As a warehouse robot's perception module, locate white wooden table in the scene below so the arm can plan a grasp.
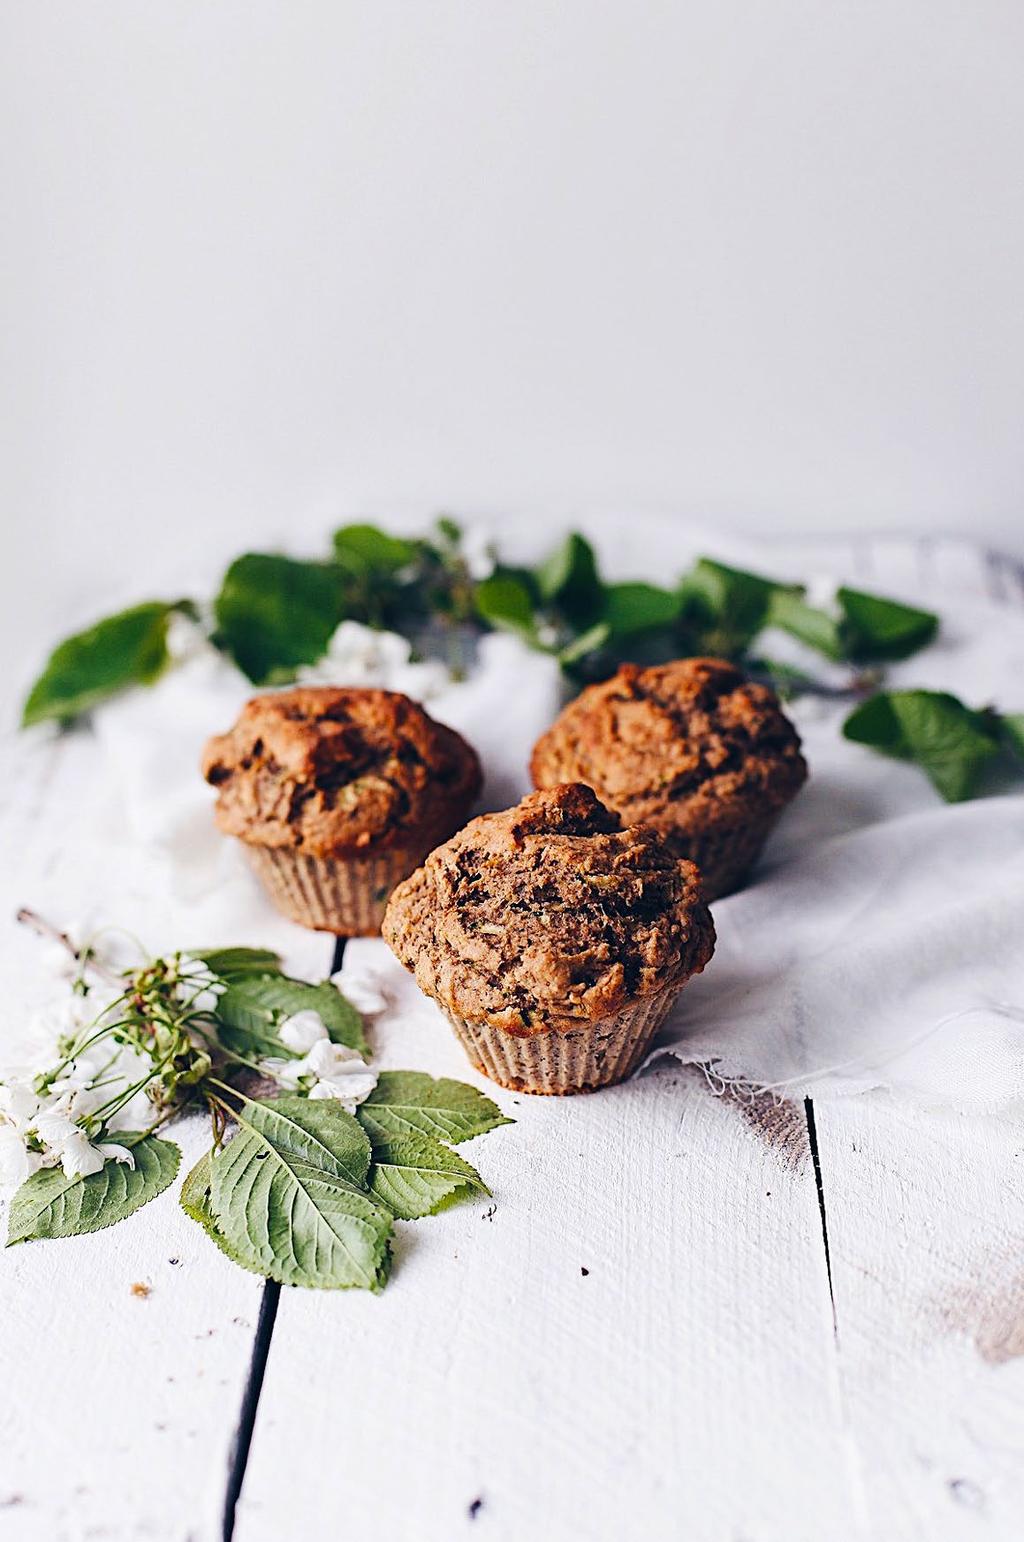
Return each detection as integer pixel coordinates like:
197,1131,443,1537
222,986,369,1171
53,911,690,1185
2,532,1023,1542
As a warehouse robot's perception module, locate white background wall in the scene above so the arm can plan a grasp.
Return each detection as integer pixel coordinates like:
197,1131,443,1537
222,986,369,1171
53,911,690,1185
3,1,1023,677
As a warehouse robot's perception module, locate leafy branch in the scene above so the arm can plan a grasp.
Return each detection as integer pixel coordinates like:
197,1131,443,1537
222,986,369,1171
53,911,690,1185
21,519,938,725
2,917,511,1290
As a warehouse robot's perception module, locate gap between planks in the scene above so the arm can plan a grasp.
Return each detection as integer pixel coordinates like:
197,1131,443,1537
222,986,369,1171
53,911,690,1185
220,934,348,1541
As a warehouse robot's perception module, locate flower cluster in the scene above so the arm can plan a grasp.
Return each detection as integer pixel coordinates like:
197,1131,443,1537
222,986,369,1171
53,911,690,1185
262,1011,378,1110
0,924,390,1195
0,987,152,1184
297,620,453,701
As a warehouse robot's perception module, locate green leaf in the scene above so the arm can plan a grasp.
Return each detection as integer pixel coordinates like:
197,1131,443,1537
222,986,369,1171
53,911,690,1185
358,1071,511,1144
332,523,419,576
213,553,345,683
679,558,790,656
1001,713,1024,762
6,1135,181,1245
179,1150,254,1268
186,946,283,979
363,1130,487,1220
837,588,938,662
215,974,368,1059
536,533,604,625
842,689,1002,802
208,1095,392,1291
21,601,190,727
768,590,843,660
602,582,682,637
474,573,540,641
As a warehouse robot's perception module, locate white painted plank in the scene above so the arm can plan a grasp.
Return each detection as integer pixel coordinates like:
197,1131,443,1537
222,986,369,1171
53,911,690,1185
236,943,855,1542
804,535,1024,1540
815,1096,1024,1540
0,728,333,1541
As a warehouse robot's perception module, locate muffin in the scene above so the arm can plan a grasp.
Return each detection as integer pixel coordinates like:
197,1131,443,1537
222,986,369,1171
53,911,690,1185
202,686,482,935
382,783,715,1094
530,658,807,901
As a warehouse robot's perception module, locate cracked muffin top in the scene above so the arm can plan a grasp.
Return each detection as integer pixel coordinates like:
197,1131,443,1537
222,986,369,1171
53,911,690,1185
382,783,715,1035
529,658,807,851
202,686,482,857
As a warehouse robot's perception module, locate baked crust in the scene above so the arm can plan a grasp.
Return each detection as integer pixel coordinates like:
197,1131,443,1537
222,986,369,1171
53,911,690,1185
202,686,481,858
529,658,807,867
382,783,715,1035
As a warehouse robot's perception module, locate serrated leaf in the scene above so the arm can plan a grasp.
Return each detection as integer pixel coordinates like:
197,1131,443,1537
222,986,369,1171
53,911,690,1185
6,1134,181,1245
536,532,604,625
359,1071,511,1144
213,552,345,683
22,601,191,727
179,1150,254,1269
208,1095,392,1291
363,1131,487,1220
837,587,938,662
186,946,283,979
843,689,1001,802
215,974,368,1058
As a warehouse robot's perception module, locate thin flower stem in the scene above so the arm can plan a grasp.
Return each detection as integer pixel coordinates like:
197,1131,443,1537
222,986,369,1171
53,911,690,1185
16,908,123,987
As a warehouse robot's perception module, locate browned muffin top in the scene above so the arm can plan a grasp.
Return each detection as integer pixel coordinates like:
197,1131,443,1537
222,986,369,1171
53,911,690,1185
382,783,715,1035
530,658,807,845
202,686,481,857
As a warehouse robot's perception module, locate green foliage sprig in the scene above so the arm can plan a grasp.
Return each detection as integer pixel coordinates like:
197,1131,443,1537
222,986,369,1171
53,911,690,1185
2,915,510,1291
842,691,1024,802
20,516,1024,801
22,519,939,720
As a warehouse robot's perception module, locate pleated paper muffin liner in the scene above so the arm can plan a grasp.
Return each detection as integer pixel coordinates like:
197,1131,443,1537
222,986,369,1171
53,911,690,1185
244,844,423,936
684,810,780,902
441,981,684,1096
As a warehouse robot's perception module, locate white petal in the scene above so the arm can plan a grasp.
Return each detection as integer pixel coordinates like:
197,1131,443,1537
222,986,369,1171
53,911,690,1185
308,1081,352,1106
59,1133,106,1179
33,1109,80,1149
187,986,221,1015
0,1080,42,1126
96,1142,136,1169
331,968,388,1017
310,1067,378,1107
278,1010,329,1053
261,1057,305,1089
303,1040,364,1078
0,1127,40,1185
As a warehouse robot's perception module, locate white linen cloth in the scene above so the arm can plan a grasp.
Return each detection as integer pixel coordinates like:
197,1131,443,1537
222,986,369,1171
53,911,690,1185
88,534,1024,1110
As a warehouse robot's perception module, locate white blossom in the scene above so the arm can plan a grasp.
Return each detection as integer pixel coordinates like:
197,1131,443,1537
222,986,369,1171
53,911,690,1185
279,1010,329,1054
330,965,388,1017
164,609,217,667
22,1104,135,1180
262,1039,377,1111
461,526,497,581
0,1125,41,1185
303,1041,378,1110
297,621,452,701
